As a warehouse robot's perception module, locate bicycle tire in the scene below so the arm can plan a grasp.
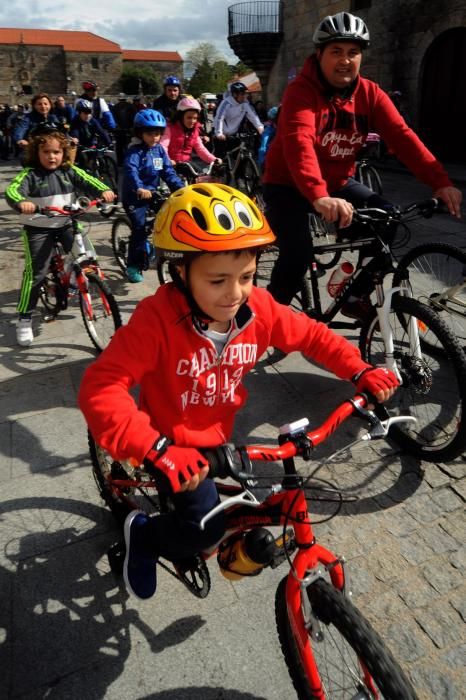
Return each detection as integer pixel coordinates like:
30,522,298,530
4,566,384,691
393,242,466,350
275,576,418,699
111,216,131,272
236,157,260,197
355,162,383,196
98,154,119,192
39,272,62,317
89,432,162,525
311,215,342,270
359,295,466,461
255,246,313,313
79,272,122,352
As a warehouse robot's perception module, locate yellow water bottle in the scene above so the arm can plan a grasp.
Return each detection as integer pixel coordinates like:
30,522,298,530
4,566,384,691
218,528,277,581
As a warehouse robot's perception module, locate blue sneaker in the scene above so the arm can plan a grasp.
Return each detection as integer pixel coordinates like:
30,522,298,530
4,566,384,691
123,510,157,600
127,265,144,283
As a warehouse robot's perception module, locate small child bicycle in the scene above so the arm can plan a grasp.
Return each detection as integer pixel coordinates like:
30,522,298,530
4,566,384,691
89,394,418,699
39,197,121,351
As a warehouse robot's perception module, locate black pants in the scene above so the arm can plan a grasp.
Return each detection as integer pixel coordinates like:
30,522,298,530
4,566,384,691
264,179,391,306
138,478,226,562
18,226,73,314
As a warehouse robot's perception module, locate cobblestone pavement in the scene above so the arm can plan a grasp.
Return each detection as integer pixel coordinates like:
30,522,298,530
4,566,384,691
0,157,465,699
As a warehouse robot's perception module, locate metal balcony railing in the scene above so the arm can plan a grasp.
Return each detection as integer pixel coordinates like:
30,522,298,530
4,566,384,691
228,1,283,36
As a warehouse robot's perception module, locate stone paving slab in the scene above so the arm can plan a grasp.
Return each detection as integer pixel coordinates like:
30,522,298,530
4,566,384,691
0,160,465,699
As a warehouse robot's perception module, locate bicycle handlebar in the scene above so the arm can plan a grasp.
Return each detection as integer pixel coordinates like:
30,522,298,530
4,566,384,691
353,198,441,225
202,394,367,481
37,198,105,216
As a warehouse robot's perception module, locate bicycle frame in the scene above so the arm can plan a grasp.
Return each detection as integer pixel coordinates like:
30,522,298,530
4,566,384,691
102,394,415,698
224,136,259,187
307,227,422,385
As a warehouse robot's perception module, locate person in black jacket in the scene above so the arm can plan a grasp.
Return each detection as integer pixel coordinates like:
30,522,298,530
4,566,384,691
152,76,182,121
69,99,112,170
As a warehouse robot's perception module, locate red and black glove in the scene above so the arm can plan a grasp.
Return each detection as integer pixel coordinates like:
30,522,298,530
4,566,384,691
144,436,208,494
352,366,399,397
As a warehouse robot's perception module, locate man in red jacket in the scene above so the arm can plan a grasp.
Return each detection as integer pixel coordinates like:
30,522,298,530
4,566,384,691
79,183,397,600
263,11,462,312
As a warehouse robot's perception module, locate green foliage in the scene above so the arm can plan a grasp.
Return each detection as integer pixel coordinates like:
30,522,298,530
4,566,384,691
186,42,224,68
120,66,160,95
186,59,234,97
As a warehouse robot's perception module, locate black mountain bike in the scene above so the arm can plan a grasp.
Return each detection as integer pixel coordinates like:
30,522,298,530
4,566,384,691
256,200,466,462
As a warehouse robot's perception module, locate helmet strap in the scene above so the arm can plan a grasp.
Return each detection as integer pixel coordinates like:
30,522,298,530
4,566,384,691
170,261,214,326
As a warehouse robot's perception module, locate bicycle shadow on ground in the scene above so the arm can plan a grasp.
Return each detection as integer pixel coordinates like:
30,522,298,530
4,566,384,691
0,497,206,699
236,358,426,515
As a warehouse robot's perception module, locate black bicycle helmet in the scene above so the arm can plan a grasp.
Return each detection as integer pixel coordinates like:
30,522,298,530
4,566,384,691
313,12,370,48
230,81,247,95
29,121,66,137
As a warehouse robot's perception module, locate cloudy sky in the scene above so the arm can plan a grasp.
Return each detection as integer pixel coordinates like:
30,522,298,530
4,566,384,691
0,1,238,61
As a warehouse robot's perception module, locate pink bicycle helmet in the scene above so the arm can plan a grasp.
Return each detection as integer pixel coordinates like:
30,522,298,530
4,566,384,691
177,97,202,112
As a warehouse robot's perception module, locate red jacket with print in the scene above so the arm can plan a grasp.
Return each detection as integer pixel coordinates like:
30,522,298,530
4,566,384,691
263,54,452,202
78,283,371,463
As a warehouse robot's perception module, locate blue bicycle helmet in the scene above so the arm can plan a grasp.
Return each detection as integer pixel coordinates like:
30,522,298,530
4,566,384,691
164,75,181,87
133,109,166,130
267,106,279,121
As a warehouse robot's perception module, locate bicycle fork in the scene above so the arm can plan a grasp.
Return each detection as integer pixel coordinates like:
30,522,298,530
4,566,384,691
374,283,422,384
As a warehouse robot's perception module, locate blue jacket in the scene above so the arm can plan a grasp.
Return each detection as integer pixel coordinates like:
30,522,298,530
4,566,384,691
121,139,184,203
69,115,111,147
13,112,61,143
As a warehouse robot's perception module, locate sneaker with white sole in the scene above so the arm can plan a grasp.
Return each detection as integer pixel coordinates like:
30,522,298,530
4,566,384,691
123,510,158,600
16,317,34,346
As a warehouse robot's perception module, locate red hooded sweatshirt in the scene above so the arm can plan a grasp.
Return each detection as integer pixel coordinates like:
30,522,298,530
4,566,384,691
263,54,452,202
78,283,370,463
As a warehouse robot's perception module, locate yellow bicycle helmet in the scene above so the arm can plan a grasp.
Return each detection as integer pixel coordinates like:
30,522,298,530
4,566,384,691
153,183,275,260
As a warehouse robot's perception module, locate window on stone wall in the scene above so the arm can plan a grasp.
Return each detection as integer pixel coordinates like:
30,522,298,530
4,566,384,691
91,57,99,69
79,63,83,72
351,0,372,9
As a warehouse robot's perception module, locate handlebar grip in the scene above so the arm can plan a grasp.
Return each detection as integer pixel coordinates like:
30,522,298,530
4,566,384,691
203,444,235,480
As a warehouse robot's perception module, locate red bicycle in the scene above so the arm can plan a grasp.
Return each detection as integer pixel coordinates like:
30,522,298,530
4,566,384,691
89,395,418,699
38,198,121,351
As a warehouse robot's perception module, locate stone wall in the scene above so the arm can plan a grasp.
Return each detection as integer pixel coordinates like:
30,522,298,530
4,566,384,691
65,52,122,96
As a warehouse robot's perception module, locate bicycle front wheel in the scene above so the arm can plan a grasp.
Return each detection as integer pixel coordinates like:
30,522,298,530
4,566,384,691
236,157,260,198
101,154,119,192
359,295,466,461
111,216,131,272
393,243,466,350
276,576,417,699
79,272,122,352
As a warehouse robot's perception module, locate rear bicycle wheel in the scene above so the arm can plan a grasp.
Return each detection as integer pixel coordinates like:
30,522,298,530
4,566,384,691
111,216,131,272
236,157,260,197
89,432,162,526
393,242,466,350
275,576,417,699
79,271,122,351
355,162,383,196
359,295,466,461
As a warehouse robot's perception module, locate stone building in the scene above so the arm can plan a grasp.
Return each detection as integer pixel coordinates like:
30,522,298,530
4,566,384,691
0,28,183,102
228,1,466,161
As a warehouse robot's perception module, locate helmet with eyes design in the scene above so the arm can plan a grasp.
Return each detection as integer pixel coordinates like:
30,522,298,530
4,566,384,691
153,183,275,260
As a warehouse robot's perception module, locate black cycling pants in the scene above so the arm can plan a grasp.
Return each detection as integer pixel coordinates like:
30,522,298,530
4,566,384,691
263,179,391,306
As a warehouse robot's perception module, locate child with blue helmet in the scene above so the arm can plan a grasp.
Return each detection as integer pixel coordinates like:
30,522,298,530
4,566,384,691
121,109,184,283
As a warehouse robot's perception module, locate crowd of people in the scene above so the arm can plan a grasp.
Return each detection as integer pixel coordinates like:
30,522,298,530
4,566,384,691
3,11,461,605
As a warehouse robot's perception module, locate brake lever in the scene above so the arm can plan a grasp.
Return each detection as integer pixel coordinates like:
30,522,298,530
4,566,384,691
361,415,417,441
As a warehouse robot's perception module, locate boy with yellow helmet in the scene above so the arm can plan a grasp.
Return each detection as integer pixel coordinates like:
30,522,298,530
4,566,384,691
79,183,397,600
